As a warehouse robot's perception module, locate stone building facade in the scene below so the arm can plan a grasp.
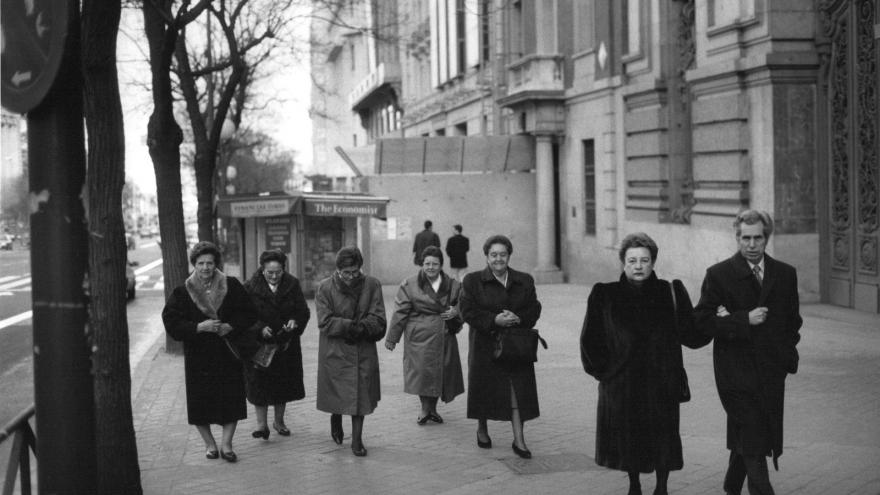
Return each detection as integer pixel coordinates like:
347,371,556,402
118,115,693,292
310,1,880,313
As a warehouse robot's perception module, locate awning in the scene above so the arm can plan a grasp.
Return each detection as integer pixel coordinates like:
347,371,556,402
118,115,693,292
216,195,302,218
217,193,389,219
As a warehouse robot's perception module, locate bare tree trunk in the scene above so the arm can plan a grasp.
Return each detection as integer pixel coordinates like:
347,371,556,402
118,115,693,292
81,2,143,492
143,0,193,354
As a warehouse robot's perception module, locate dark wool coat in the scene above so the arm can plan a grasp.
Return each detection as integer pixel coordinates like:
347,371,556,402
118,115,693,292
387,272,465,402
242,270,311,407
315,273,387,415
460,266,542,422
412,229,441,265
694,252,802,469
580,273,710,473
163,276,257,425
445,234,470,269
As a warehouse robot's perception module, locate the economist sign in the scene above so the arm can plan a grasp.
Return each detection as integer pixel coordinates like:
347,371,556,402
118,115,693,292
305,199,386,218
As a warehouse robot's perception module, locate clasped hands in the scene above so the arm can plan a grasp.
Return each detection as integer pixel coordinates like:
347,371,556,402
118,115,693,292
716,305,769,326
494,309,521,328
196,319,234,336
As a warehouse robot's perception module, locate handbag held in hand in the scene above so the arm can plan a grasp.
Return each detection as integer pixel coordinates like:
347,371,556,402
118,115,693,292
669,280,692,403
492,328,547,364
251,343,279,369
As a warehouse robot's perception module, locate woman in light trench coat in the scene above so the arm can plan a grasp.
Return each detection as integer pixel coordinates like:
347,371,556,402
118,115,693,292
315,246,387,457
386,246,465,424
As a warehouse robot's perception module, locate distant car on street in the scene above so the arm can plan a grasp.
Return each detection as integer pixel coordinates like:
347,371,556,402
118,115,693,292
0,235,13,250
126,260,138,300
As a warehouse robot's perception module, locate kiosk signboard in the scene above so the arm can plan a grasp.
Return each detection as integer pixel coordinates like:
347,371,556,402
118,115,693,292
305,199,386,218
265,217,291,253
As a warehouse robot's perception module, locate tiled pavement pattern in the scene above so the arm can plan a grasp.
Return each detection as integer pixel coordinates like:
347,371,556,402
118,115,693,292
133,284,880,494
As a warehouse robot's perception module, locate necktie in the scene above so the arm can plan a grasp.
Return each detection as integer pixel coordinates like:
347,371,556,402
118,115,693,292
753,265,763,285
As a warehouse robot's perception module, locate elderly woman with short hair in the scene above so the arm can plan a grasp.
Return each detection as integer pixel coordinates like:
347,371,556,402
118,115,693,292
162,241,258,463
386,245,465,424
243,249,311,440
580,232,709,495
460,235,542,459
315,246,387,456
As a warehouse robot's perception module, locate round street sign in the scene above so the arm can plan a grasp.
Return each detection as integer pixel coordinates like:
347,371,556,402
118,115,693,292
1,0,69,114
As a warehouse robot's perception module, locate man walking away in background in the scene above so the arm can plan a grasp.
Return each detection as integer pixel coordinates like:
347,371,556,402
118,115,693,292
445,224,469,280
694,209,802,495
413,220,441,266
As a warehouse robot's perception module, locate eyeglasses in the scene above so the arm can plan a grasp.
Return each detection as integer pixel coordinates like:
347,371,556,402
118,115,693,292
263,269,283,278
338,268,361,280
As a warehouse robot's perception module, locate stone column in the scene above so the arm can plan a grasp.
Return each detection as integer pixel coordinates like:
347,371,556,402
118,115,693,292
534,134,563,283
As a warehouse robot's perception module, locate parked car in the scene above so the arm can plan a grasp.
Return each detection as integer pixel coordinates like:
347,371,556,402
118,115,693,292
0,235,13,250
126,260,138,300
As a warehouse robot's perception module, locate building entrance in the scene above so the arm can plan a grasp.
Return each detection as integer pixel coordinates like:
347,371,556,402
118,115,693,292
821,0,880,312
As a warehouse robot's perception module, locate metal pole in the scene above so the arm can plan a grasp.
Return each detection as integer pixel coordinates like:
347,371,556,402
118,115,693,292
27,0,97,492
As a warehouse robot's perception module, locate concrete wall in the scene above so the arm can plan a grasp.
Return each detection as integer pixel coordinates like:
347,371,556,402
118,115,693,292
363,172,537,284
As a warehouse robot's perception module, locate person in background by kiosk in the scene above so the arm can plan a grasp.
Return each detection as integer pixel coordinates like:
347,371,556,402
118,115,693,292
412,220,440,266
445,224,470,281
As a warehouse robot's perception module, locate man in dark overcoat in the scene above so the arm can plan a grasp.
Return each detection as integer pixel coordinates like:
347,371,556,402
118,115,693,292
412,220,441,266
445,224,470,280
695,210,802,495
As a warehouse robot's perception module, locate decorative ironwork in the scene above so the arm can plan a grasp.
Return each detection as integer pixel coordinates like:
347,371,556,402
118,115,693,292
833,234,850,269
856,0,878,235
677,0,696,112
830,17,850,230
860,237,878,274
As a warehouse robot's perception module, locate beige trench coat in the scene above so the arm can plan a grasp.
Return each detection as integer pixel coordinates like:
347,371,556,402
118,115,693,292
387,272,465,402
315,273,387,415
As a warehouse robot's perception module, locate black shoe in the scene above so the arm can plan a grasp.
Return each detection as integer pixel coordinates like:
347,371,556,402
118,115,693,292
351,443,367,457
417,415,429,425
427,412,444,424
205,449,219,459
477,433,492,449
330,415,344,444
252,427,269,440
219,450,237,463
511,442,531,459
273,422,291,436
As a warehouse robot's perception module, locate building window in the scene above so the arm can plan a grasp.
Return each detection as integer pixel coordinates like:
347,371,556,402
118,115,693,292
349,43,356,72
431,0,484,86
480,0,490,62
510,0,523,59
454,122,467,135
574,0,595,52
622,0,642,57
583,139,596,236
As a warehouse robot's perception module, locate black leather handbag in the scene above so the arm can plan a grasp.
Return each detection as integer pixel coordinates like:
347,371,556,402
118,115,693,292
670,281,692,403
492,328,547,364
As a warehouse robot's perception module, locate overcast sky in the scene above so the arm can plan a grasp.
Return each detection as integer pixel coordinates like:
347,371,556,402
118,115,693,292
117,7,312,195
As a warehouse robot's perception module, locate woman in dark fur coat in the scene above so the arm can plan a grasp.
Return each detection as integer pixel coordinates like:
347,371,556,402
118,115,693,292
580,233,710,495
243,250,311,440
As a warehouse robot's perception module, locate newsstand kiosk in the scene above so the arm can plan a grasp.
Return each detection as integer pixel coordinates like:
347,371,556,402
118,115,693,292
215,191,390,296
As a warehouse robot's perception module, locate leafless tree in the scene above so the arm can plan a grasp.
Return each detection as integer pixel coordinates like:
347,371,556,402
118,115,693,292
82,0,142,491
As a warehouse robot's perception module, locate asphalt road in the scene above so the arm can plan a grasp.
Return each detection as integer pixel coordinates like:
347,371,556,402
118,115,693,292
0,240,166,427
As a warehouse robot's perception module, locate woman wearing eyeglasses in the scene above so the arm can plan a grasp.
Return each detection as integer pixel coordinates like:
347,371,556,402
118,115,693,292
315,246,387,456
242,250,311,440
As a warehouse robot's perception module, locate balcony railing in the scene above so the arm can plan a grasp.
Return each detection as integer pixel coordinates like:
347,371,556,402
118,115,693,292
505,54,565,99
348,62,401,110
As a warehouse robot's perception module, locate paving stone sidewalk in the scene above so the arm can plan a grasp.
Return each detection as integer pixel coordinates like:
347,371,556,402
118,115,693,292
132,284,880,495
